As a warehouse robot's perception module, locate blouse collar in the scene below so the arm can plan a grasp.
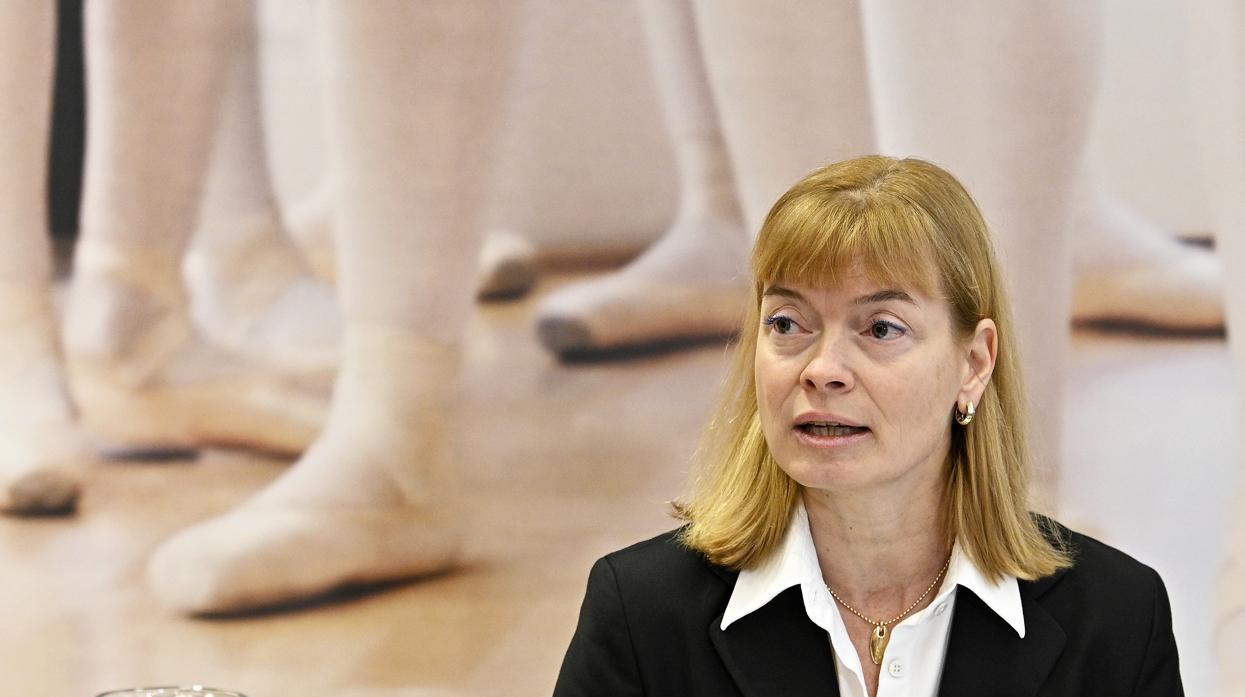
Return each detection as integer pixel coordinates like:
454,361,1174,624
721,499,1025,638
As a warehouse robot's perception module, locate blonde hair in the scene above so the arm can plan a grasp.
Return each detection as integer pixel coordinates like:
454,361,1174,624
675,155,1070,581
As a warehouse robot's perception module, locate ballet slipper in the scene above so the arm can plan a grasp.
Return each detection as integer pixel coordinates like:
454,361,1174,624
1073,252,1223,332
0,288,89,514
535,217,749,355
1072,199,1224,332
0,424,85,514
64,240,328,456
476,229,538,301
184,208,340,383
147,325,462,614
283,185,338,283
147,505,460,615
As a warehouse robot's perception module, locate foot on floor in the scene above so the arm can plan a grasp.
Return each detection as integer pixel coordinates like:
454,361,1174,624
0,287,90,514
65,240,328,457
476,229,538,301
1072,198,1223,332
535,215,749,356
185,207,340,384
147,325,462,614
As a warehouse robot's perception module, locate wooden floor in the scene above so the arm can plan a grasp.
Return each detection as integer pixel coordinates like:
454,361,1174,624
2,272,1238,697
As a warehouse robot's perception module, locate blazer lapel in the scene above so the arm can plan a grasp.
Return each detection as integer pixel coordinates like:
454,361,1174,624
709,586,840,697
937,582,1066,697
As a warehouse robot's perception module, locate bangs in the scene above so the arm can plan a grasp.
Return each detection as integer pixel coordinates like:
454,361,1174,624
752,187,943,297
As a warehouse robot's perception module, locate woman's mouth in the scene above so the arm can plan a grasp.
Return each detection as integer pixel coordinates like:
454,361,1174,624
797,422,869,437
793,421,871,448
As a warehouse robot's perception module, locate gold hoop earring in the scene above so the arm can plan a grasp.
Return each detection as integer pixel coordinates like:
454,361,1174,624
955,401,975,426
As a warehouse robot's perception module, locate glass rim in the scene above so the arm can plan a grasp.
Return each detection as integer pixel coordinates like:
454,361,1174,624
95,687,246,697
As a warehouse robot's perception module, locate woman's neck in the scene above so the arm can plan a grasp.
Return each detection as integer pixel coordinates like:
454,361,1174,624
803,473,950,611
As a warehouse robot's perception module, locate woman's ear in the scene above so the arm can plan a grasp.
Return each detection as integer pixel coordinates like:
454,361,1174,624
959,318,998,407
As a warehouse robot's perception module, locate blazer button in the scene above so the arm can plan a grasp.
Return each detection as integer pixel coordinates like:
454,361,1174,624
888,659,905,678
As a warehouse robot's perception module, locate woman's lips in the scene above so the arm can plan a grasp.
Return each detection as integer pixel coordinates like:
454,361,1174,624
792,423,871,448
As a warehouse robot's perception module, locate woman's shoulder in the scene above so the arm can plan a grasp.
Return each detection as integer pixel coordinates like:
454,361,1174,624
1040,517,1164,586
584,527,736,620
1026,518,1181,688
597,526,734,588
1030,517,1171,622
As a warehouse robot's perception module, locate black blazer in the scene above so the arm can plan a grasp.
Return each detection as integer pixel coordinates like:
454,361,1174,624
553,524,1182,696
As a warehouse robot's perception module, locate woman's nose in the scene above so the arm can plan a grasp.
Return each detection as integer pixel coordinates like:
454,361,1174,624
800,332,854,392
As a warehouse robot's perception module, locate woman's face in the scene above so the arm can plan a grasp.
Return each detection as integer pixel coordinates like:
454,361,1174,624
754,265,991,495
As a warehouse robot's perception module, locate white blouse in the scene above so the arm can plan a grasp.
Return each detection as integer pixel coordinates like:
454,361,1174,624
721,502,1026,697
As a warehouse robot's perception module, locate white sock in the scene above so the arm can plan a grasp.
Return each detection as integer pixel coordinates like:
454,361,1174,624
536,0,749,355
0,2,87,514
148,0,514,613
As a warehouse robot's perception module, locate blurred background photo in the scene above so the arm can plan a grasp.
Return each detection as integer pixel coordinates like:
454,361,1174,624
1,0,1242,695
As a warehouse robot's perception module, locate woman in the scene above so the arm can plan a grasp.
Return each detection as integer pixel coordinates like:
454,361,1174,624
552,156,1182,696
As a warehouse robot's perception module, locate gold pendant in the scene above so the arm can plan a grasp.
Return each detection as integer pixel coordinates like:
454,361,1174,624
869,624,888,665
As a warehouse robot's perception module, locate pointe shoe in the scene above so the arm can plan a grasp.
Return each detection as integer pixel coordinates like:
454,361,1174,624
283,187,337,283
1072,199,1224,332
147,325,463,614
148,504,461,614
1073,251,1224,332
537,276,748,354
476,229,538,301
0,423,88,514
184,208,340,382
64,240,327,456
0,288,89,514
535,217,749,356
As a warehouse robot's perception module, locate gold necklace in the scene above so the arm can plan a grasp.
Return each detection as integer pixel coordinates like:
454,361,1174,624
825,553,952,665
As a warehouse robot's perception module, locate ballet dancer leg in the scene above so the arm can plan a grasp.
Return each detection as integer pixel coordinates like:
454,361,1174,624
0,1,87,514
64,0,327,456
147,0,514,614
1186,0,1245,689
254,1,535,304
183,7,340,382
860,0,1099,509
535,0,750,356
692,0,875,236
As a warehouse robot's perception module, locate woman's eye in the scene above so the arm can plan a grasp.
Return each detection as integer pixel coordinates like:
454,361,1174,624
763,314,800,334
868,320,906,340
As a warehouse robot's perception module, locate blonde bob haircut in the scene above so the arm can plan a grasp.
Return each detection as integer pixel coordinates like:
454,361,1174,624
675,155,1070,581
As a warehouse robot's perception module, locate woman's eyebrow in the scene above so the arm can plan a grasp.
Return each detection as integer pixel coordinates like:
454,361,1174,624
853,289,919,307
760,286,807,302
